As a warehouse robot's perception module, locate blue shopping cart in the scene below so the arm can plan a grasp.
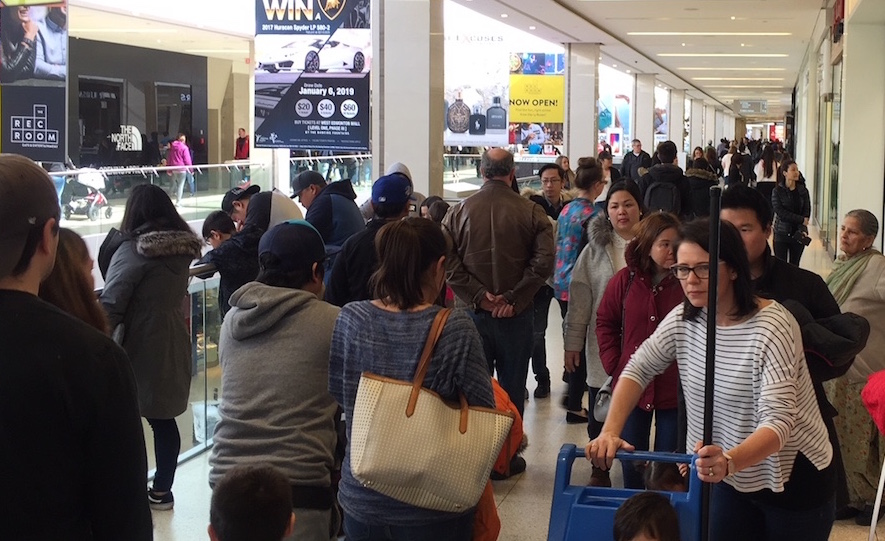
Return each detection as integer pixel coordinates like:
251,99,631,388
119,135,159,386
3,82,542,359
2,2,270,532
548,444,702,541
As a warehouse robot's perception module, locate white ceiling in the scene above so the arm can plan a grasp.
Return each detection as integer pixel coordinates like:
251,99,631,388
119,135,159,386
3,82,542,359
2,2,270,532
69,0,828,122
455,0,830,121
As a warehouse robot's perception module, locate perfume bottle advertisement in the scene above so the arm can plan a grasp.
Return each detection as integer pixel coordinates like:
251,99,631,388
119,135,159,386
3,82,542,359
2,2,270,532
254,0,372,151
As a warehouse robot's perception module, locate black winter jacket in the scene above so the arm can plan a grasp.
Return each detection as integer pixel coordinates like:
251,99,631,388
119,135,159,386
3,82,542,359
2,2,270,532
684,167,719,218
637,164,692,219
771,183,811,237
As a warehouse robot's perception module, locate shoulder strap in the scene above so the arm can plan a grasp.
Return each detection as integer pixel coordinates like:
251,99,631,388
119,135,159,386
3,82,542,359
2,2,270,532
406,308,452,416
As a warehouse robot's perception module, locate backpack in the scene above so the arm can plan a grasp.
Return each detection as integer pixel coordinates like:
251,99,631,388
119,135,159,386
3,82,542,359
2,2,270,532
644,181,681,215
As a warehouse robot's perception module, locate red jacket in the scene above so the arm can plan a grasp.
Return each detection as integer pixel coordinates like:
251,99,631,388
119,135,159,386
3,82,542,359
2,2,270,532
595,239,683,411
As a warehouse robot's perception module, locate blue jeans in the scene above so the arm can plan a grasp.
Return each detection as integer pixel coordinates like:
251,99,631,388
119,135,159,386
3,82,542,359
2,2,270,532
710,482,834,541
619,407,678,489
469,308,533,417
343,512,474,541
530,286,553,386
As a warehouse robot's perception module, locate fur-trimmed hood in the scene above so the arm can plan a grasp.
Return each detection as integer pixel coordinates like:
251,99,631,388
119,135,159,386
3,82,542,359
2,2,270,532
519,186,578,203
685,168,719,183
587,212,614,248
136,230,202,259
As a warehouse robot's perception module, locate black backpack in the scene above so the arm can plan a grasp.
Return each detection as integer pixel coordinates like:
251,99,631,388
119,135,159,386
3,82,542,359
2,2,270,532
644,181,681,215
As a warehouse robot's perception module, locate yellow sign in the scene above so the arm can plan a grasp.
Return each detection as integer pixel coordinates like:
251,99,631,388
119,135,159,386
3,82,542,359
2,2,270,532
509,74,565,123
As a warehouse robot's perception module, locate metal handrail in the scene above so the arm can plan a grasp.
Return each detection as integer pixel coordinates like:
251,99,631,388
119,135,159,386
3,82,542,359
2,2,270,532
52,162,270,178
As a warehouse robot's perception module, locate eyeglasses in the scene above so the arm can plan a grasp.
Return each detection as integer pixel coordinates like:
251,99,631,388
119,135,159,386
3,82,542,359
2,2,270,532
541,178,562,184
671,264,711,280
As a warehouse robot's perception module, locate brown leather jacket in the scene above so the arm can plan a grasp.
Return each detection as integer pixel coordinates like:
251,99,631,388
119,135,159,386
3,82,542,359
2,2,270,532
442,180,554,314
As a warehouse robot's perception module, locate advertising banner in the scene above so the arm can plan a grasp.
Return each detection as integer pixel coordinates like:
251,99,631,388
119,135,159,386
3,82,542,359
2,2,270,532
443,33,510,147
508,52,565,149
0,1,67,162
598,64,633,157
254,0,371,152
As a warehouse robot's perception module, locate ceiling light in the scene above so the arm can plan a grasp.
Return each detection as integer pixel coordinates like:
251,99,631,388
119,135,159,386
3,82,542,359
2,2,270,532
612,64,617,68
681,43,686,46
627,32,790,37
693,77,785,81
626,69,631,73
705,85,785,88
678,67,785,71
740,43,745,47
500,13,508,18
730,16,736,20
659,53,787,58
529,26,536,30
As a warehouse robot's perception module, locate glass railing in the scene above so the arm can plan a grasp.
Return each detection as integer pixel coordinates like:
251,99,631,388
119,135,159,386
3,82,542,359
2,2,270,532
287,154,373,205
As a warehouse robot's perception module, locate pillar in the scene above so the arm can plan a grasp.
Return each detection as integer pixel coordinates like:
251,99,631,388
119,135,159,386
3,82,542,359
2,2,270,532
837,17,885,246
634,74,655,151
703,106,716,147
371,0,444,197
690,99,704,151
669,89,686,150
565,43,599,159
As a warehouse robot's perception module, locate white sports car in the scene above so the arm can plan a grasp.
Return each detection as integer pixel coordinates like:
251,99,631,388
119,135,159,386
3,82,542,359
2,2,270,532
258,39,366,74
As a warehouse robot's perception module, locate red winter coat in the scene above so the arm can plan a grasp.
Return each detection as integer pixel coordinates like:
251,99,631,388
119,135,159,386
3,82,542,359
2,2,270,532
595,239,683,411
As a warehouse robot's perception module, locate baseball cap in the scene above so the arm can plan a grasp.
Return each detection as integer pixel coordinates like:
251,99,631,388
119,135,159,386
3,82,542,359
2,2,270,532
221,184,260,214
0,155,60,279
290,170,326,198
258,219,326,272
371,174,413,206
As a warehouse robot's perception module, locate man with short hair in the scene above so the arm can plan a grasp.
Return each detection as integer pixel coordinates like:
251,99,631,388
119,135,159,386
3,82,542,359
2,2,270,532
0,154,152,540
211,220,340,541
325,174,412,306
442,148,554,415
620,139,652,181
359,162,426,220
637,140,691,219
720,184,849,514
524,163,572,398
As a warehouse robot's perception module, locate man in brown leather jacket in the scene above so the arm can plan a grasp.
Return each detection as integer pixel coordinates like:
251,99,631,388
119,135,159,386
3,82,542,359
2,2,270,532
442,148,554,417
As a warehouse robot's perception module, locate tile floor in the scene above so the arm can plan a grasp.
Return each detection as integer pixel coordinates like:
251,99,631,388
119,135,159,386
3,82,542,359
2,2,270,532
151,230,883,540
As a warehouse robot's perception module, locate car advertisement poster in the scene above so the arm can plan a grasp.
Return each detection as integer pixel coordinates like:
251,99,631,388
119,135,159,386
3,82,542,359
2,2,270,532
254,0,371,152
0,0,67,162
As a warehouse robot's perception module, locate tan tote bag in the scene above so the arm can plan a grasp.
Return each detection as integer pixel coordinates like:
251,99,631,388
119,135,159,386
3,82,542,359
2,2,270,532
350,308,515,513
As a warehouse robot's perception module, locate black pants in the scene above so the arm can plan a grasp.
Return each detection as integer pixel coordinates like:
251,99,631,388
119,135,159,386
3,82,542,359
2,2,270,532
146,417,181,492
773,234,805,266
530,286,554,386
557,299,588,413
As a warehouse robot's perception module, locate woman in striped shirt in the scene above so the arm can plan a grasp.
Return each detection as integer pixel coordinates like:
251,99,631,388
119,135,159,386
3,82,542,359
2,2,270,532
587,219,835,540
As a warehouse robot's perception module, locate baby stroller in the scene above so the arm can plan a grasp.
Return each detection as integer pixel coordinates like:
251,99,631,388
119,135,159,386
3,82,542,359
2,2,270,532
62,168,112,221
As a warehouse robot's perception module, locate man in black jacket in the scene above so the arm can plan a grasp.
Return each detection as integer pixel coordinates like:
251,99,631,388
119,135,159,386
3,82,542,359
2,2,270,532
325,174,411,306
620,139,652,181
0,154,152,540
637,140,692,220
721,185,849,515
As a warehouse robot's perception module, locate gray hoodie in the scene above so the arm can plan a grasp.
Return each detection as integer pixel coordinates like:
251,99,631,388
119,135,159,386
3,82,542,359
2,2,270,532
209,281,340,489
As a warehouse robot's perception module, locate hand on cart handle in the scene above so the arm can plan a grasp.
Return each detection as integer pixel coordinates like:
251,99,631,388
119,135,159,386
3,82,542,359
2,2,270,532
585,432,635,471
693,441,730,483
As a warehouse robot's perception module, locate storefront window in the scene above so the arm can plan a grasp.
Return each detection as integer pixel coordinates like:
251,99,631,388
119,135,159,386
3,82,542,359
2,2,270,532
653,86,669,145
156,83,193,141
598,65,633,157
78,78,122,167
683,97,691,153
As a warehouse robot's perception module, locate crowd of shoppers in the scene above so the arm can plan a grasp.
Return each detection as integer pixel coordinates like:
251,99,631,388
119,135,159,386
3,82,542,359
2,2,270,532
3,135,879,541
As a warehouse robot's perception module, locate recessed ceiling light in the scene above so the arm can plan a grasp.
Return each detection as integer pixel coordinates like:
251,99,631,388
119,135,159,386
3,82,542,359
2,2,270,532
627,32,790,37
626,69,631,73
500,13,508,18
741,43,745,47
693,77,784,81
529,26,536,30
659,53,787,58
678,67,785,71
705,85,784,88
612,64,617,68
681,43,686,46
730,16,736,20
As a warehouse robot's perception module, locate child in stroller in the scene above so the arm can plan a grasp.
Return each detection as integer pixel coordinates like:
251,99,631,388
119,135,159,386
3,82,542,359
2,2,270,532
60,168,112,221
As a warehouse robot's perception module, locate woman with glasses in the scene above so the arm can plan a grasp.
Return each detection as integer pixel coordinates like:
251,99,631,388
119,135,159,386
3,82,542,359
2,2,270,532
595,212,682,489
587,219,835,540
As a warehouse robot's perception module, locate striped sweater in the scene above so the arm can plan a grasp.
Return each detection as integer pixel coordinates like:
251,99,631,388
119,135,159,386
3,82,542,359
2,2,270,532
621,301,832,494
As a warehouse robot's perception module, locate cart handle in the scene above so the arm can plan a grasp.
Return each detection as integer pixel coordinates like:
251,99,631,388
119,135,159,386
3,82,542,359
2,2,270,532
554,444,695,495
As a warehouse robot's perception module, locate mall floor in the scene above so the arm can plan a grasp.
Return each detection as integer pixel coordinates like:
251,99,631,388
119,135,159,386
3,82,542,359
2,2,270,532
149,227,880,541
